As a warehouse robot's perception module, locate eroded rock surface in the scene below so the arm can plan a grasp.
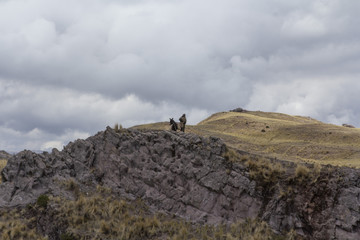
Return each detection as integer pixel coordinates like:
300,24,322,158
1,127,360,239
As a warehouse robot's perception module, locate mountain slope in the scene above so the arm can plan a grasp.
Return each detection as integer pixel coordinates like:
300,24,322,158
134,111,360,167
1,127,360,239
2,111,360,239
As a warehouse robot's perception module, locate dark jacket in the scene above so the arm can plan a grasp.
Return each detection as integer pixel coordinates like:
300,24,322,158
179,114,187,125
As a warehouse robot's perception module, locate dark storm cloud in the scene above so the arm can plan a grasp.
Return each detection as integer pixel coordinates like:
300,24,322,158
0,0,360,151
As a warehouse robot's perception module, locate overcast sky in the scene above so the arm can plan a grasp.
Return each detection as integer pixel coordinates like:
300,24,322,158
1,0,360,152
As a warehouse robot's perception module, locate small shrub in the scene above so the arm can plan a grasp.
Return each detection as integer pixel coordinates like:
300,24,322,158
36,194,49,208
60,233,76,240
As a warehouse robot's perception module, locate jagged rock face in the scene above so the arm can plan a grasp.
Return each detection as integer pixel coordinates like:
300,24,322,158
265,168,360,240
0,128,260,224
1,127,360,239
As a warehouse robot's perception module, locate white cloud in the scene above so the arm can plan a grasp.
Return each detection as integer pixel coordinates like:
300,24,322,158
0,79,210,151
246,78,360,126
41,141,63,151
20,18,57,48
282,14,326,39
1,0,360,150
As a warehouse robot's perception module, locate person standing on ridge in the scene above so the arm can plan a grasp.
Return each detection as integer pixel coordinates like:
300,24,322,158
179,114,187,132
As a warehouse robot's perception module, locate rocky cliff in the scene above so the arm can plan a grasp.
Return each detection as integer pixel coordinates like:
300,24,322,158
1,127,360,239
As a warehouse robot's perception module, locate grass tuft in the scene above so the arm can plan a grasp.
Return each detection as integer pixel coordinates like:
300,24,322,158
295,165,310,180
0,159,7,183
0,209,47,240
223,147,240,162
246,157,284,189
114,123,123,133
290,163,322,185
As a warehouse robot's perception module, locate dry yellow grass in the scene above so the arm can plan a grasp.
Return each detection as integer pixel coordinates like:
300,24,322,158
50,186,282,240
131,121,172,131
0,208,47,240
132,111,360,167
0,159,7,183
0,182,293,239
196,111,360,167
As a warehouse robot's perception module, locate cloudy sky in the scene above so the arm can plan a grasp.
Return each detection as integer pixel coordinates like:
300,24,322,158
1,0,360,152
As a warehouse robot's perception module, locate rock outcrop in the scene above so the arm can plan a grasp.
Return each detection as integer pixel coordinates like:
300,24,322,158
1,127,360,239
0,150,12,160
342,123,356,128
230,107,246,112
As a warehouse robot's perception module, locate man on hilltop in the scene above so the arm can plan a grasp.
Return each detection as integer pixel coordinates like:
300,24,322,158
179,114,187,132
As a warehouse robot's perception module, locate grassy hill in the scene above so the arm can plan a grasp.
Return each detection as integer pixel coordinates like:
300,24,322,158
133,111,360,167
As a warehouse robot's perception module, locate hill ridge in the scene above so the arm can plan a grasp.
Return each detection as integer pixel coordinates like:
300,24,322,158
134,110,360,167
1,126,360,239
